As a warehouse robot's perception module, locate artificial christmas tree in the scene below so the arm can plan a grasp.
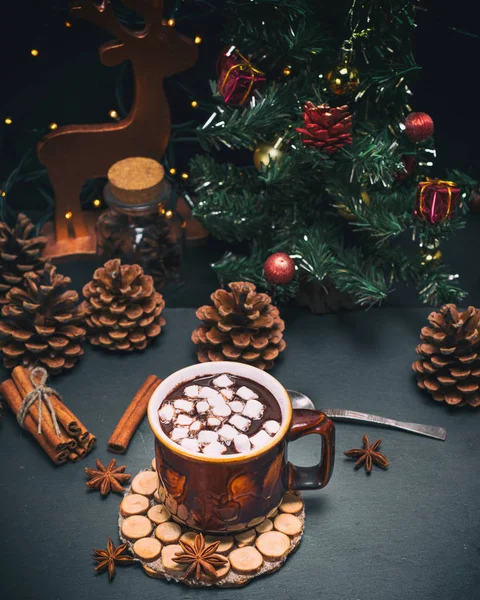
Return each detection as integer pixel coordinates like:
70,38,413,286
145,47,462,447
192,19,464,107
190,0,477,310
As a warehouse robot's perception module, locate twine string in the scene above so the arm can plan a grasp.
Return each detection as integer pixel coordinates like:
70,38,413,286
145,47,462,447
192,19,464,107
16,367,63,437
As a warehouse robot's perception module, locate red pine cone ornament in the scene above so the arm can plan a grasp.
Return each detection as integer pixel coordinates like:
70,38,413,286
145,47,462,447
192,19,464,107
297,102,353,154
405,112,434,142
264,253,296,285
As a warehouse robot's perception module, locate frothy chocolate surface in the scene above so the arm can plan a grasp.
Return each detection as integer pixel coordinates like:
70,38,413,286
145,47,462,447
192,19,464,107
158,374,282,456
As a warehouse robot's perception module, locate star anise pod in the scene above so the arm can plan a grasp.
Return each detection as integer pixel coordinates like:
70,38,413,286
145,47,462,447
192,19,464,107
92,537,134,580
344,434,389,474
173,533,228,580
85,458,131,496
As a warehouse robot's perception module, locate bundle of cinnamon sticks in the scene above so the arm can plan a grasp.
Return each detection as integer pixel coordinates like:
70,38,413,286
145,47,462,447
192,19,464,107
0,366,96,465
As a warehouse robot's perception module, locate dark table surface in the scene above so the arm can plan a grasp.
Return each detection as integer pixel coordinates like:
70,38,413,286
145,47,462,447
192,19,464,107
1,306,479,600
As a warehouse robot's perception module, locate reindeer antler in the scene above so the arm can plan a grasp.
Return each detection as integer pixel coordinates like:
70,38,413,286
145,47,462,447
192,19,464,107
71,0,133,41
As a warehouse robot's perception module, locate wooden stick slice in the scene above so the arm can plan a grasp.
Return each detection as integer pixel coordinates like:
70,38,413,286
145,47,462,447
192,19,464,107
121,515,153,541
205,535,235,553
234,529,257,548
180,531,197,545
133,537,162,562
161,544,186,572
203,559,231,581
131,471,159,497
147,504,171,525
120,494,150,517
255,531,290,560
255,518,274,534
143,564,165,579
228,546,264,574
279,492,304,514
155,522,182,544
273,513,303,537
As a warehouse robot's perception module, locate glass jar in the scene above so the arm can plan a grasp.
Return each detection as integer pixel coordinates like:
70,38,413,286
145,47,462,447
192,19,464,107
96,183,182,289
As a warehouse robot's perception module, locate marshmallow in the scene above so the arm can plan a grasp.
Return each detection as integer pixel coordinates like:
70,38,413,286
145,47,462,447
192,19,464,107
196,401,210,414
242,399,265,420
198,430,219,444
221,388,234,401
184,385,200,398
171,427,189,441
230,401,244,413
212,402,232,418
174,399,194,414
176,414,193,426
229,414,251,432
202,441,227,456
264,420,280,436
190,420,202,433
236,386,258,401
213,374,234,388
181,438,200,453
207,417,222,428
250,430,272,449
206,391,226,407
234,434,251,454
198,386,220,399
159,403,175,423
218,424,237,442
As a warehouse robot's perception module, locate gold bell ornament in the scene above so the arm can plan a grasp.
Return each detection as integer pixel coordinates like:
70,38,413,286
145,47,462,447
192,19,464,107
327,44,360,96
337,190,371,221
253,138,285,171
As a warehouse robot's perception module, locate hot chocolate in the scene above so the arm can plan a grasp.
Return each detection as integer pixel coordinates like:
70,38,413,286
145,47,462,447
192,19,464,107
158,373,282,456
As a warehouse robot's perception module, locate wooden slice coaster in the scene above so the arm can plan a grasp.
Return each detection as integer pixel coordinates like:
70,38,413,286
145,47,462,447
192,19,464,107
118,462,305,587
134,537,162,562
204,535,235,554
234,529,256,547
121,515,153,541
131,471,158,498
279,492,304,515
120,494,150,517
148,504,171,525
255,531,290,560
155,522,182,544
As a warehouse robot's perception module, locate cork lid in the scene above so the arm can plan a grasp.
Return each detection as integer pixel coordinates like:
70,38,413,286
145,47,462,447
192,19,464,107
107,157,165,205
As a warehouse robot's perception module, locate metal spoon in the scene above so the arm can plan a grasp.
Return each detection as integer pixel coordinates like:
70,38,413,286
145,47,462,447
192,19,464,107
287,389,447,441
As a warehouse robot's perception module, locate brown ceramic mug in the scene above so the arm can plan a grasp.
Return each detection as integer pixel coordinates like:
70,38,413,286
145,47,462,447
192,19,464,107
148,362,335,533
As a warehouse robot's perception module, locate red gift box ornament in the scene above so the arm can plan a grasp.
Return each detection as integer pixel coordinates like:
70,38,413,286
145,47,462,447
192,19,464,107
217,47,266,106
414,178,460,224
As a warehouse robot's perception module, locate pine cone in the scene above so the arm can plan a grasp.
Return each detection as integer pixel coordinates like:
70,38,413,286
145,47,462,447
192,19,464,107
0,213,47,305
296,102,353,154
81,259,165,352
412,304,480,408
192,281,286,370
0,263,86,374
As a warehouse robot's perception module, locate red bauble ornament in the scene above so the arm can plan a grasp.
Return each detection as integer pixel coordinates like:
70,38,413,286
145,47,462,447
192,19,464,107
217,47,266,106
296,102,353,154
264,253,295,285
469,189,480,214
395,155,416,181
405,112,434,142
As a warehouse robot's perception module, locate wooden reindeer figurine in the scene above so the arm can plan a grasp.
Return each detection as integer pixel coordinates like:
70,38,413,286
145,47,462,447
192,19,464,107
37,0,198,248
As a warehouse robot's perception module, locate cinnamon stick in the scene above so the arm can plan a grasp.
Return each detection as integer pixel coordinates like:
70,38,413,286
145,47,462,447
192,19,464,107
108,375,162,454
0,379,69,465
12,367,91,440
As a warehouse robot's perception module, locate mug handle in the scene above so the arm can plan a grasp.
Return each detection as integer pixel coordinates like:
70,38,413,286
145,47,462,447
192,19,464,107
286,409,335,490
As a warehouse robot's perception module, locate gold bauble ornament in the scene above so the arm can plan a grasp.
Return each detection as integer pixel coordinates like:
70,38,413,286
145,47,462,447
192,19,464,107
337,190,371,221
419,239,443,266
253,142,284,171
326,45,360,96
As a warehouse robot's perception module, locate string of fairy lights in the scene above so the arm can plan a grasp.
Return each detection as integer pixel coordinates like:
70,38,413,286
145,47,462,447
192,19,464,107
1,14,204,218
